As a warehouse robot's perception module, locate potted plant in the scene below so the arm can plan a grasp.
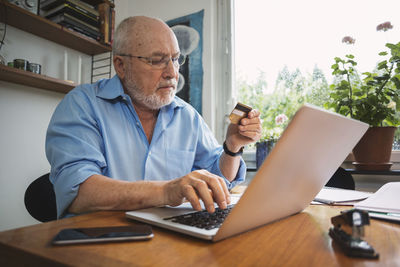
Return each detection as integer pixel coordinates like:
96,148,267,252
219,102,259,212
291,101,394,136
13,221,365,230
325,22,400,170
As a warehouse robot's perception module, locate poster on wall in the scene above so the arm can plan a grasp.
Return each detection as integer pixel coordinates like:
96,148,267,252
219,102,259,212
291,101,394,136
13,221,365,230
167,10,204,115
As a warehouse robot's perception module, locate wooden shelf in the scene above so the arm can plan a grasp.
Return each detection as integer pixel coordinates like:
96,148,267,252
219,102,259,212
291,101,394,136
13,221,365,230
85,0,115,8
0,64,76,93
0,1,111,55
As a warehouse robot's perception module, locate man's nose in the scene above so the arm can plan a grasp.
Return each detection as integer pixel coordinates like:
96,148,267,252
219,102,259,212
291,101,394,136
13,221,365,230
162,58,179,79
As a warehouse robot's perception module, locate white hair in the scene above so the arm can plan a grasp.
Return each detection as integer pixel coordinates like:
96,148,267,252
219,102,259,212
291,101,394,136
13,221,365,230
112,17,137,55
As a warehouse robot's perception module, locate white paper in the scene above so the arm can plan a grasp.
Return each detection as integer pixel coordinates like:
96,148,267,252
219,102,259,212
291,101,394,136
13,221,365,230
313,187,372,205
355,182,400,213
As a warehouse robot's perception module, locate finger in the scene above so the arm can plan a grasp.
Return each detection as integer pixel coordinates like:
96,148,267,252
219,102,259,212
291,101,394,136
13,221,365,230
201,171,231,206
191,178,215,213
240,131,262,141
237,129,262,142
216,176,231,205
238,123,262,133
247,109,260,119
203,176,228,210
183,184,202,211
238,125,262,139
241,116,261,126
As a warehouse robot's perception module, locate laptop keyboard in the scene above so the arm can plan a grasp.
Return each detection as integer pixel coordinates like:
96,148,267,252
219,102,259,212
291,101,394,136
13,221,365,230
163,205,235,230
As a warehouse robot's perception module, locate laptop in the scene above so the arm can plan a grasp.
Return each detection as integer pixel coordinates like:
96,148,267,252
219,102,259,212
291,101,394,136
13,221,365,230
126,104,368,241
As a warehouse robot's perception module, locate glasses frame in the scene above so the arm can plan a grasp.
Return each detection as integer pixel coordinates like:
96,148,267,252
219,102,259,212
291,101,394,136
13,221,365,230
118,53,186,69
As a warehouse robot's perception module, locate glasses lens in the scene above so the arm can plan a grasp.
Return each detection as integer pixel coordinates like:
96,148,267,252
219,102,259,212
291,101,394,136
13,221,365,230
149,56,164,67
146,55,186,69
178,54,186,66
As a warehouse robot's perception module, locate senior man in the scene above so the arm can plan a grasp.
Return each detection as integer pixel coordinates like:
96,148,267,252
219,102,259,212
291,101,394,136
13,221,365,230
46,16,261,218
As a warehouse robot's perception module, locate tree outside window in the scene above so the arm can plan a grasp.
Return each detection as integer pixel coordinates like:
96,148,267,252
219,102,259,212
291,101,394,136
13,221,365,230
235,0,400,149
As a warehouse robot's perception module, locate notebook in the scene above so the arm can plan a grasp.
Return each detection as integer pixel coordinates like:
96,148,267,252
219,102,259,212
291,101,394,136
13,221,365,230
355,182,400,222
126,104,369,241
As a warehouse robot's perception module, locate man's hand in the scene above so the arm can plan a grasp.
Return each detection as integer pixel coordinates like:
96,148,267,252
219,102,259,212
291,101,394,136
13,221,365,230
163,170,231,213
225,109,262,152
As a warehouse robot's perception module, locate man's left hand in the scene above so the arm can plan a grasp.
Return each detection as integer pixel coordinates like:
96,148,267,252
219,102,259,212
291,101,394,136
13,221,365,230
225,109,262,152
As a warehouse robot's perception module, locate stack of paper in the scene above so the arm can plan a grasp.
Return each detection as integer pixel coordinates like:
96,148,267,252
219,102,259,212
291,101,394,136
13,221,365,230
313,187,372,205
354,182,400,222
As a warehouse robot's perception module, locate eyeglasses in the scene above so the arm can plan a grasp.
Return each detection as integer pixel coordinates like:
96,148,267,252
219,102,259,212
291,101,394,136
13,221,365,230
118,53,186,69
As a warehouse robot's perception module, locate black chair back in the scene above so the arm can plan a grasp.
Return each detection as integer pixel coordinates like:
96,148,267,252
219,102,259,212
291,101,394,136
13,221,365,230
325,167,355,190
24,173,57,222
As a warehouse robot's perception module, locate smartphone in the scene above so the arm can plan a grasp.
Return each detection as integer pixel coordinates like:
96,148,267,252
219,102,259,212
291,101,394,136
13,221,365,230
52,225,153,245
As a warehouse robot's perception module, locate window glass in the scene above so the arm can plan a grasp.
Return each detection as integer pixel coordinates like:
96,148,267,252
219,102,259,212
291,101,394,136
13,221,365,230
235,0,400,149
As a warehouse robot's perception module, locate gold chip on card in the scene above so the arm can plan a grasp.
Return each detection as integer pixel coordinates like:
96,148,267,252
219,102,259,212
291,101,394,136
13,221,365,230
229,102,252,124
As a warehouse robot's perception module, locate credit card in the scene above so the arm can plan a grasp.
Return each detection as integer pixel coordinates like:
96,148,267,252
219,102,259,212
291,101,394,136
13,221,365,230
229,102,252,124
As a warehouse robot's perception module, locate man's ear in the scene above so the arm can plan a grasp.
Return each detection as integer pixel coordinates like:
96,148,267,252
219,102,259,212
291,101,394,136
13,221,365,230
113,55,126,80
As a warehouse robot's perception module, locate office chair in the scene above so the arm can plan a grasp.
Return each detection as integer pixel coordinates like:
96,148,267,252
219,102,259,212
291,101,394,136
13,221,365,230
325,167,355,190
24,173,57,222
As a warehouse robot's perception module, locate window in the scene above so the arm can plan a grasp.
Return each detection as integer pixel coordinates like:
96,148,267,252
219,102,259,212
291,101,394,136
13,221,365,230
234,0,400,150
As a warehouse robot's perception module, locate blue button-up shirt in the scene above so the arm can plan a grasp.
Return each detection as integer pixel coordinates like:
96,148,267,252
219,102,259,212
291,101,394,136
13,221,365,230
46,75,246,218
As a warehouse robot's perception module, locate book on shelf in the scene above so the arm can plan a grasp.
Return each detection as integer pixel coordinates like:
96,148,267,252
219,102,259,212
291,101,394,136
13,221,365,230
47,15,100,41
40,0,98,16
39,0,115,46
110,7,115,45
48,12,100,40
41,2,99,27
98,2,110,45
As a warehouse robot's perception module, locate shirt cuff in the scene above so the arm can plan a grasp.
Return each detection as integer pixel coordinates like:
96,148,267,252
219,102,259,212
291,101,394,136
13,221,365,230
213,150,246,190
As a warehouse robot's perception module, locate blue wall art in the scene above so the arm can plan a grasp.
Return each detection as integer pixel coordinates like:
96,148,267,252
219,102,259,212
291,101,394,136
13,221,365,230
167,9,204,115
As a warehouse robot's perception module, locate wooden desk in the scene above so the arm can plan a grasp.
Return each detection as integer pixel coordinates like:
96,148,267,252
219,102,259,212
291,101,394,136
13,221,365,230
0,205,399,266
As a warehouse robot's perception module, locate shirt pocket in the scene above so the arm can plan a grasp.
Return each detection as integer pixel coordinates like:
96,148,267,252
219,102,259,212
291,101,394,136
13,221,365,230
165,149,195,179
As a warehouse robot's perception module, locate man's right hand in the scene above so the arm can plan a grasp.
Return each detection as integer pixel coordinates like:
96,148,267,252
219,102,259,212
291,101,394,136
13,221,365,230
163,170,231,213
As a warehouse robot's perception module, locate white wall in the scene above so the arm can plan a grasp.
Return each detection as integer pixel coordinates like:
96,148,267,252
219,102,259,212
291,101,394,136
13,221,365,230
0,83,63,230
0,0,220,231
0,26,91,231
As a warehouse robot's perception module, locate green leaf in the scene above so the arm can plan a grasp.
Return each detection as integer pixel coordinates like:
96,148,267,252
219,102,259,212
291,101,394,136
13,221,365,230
334,57,343,63
391,76,400,89
377,60,388,70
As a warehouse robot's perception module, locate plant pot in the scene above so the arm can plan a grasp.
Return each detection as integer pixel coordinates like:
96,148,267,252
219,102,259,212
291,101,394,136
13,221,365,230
352,126,396,171
256,140,275,169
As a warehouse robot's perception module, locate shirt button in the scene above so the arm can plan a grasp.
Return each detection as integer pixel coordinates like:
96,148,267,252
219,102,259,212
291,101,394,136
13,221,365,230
149,151,152,156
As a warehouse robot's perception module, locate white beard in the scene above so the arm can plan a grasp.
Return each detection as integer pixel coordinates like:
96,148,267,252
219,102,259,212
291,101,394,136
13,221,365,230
124,71,176,110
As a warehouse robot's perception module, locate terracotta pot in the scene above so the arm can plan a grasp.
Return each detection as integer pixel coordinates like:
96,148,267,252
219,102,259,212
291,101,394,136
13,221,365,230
352,126,396,171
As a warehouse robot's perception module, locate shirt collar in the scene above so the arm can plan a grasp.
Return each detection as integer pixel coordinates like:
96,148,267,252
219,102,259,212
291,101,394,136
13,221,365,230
96,75,125,100
163,95,186,111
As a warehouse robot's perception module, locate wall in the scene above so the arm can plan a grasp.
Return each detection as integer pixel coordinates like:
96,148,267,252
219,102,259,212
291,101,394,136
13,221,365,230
0,0,220,231
0,26,91,231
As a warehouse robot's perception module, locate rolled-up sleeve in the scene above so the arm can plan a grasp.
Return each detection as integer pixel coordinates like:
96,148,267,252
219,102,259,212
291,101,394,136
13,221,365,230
46,88,106,218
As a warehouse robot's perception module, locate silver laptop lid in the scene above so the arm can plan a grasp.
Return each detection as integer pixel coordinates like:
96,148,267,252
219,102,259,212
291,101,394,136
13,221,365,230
126,104,368,241
213,104,368,241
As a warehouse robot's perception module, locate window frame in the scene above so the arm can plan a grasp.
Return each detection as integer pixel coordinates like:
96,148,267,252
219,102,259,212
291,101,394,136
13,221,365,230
214,0,236,143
